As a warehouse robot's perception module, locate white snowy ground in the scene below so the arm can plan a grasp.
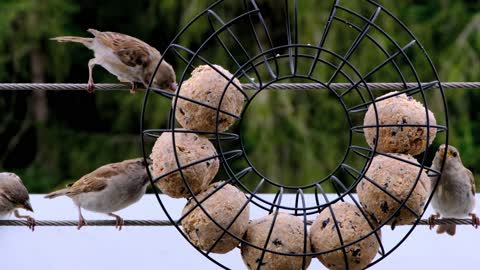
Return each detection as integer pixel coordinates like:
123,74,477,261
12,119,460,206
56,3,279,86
0,194,479,270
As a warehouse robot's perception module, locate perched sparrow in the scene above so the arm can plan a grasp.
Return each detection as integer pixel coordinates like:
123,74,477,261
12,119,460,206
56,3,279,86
0,172,35,231
45,158,151,230
51,29,177,94
429,145,479,235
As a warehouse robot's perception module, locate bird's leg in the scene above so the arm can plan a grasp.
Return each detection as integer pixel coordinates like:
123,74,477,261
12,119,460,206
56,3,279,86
468,213,479,229
129,82,137,94
87,58,97,93
108,213,124,231
77,205,87,230
14,209,35,231
428,213,440,230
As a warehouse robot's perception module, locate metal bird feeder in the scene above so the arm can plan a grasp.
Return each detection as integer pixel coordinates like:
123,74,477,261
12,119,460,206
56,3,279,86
141,0,448,269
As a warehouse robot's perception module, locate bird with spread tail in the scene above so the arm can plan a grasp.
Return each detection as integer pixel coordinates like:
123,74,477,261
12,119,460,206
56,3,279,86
51,29,177,94
428,145,479,236
45,158,151,230
0,172,35,231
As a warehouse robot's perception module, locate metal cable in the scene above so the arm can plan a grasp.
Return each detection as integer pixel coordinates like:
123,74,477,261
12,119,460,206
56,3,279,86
0,82,479,91
0,83,476,229
0,218,476,227
0,220,172,227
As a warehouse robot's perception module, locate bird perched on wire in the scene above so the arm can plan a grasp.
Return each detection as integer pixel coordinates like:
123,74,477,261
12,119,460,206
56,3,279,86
45,158,151,230
428,144,479,236
0,173,35,231
51,29,177,94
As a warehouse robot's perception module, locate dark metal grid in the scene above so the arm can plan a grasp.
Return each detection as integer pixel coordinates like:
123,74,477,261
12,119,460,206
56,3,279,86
140,0,449,269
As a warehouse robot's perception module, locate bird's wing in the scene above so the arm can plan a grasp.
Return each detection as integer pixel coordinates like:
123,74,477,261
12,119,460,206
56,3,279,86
66,165,120,195
0,190,16,205
87,29,158,68
466,168,476,195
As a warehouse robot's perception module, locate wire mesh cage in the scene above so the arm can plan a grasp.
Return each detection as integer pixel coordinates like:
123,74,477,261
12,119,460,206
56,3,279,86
141,0,448,269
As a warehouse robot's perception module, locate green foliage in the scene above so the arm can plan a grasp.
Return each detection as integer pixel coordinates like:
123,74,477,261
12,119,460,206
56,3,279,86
0,0,77,81
0,0,479,193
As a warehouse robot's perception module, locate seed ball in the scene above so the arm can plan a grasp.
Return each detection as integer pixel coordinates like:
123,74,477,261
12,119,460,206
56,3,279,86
310,202,381,270
150,131,219,198
174,64,245,132
241,213,311,270
357,154,431,226
181,182,250,254
363,92,437,155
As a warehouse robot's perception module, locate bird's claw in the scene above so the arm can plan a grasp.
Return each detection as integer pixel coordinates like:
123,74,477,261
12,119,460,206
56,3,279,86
428,214,440,230
14,210,35,231
129,82,137,94
115,216,124,231
26,216,35,232
469,213,479,229
87,80,95,93
77,217,87,230
108,213,124,231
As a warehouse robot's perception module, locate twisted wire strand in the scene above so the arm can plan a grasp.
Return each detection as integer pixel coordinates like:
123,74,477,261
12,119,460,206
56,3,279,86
0,218,476,227
0,82,479,91
0,82,477,228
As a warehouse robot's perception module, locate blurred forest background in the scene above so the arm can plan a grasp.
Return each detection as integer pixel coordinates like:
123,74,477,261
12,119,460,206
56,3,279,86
0,0,479,193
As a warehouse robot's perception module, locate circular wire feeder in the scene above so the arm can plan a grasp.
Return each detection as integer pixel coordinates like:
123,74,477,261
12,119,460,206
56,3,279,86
141,0,448,269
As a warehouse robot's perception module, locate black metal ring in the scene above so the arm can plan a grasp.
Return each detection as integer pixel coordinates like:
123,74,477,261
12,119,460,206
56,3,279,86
140,1,449,269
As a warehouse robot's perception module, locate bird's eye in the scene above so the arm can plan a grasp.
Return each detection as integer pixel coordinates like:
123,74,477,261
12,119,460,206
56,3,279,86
452,151,458,157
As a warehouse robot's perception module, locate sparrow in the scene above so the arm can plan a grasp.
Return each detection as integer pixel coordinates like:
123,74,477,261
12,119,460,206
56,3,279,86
44,158,151,230
428,144,479,235
0,172,35,231
51,29,177,94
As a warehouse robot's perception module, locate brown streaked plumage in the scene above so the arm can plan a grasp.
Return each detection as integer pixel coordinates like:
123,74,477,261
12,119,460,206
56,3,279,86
0,172,35,231
45,158,151,230
51,29,177,94
428,144,479,236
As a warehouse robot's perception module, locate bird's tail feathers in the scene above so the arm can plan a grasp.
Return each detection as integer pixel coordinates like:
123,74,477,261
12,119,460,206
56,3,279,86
50,36,93,48
436,224,456,236
44,188,70,199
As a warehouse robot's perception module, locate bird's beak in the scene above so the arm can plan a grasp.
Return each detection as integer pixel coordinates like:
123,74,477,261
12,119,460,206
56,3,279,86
142,158,153,167
23,201,34,212
169,82,178,92
146,158,153,165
